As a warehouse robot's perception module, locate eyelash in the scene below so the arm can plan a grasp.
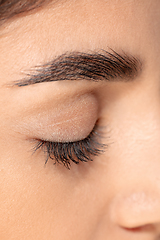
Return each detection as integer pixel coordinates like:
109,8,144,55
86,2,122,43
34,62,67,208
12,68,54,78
33,125,106,169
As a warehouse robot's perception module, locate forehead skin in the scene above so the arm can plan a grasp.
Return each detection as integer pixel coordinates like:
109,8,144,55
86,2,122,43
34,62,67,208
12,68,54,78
0,1,160,240
0,0,159,84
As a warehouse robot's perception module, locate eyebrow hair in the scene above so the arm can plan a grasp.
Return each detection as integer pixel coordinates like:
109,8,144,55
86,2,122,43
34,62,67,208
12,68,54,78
13,50,142,87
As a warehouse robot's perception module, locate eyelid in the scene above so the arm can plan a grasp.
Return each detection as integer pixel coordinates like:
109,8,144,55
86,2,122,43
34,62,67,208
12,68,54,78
34,123,106,169
16,93,99,142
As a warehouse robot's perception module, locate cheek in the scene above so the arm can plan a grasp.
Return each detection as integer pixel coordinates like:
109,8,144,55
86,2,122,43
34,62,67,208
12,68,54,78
0,135,100,239
0,140,62,238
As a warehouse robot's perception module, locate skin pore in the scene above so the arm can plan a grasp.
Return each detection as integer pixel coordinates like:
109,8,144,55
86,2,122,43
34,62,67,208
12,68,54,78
0,0,160,239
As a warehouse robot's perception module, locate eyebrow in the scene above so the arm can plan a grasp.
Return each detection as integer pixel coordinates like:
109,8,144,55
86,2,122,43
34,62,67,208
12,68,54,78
13,50,142,87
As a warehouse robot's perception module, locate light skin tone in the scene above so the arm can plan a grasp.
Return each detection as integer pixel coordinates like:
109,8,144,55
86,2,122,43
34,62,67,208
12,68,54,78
0,0,160,239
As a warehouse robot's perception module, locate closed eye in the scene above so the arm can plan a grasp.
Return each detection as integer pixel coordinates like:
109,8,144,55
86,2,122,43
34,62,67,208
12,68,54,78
33,124,106,169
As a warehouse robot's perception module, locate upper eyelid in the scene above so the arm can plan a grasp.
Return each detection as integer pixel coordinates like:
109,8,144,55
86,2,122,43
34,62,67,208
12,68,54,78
33,123,106,168
13,92,98,143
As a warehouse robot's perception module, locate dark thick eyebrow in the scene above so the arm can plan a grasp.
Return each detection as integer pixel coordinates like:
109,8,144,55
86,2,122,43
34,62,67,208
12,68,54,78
13,50,142,87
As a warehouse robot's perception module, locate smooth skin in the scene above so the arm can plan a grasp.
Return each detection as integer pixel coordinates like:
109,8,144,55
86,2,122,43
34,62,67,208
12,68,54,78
0,0,160,239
